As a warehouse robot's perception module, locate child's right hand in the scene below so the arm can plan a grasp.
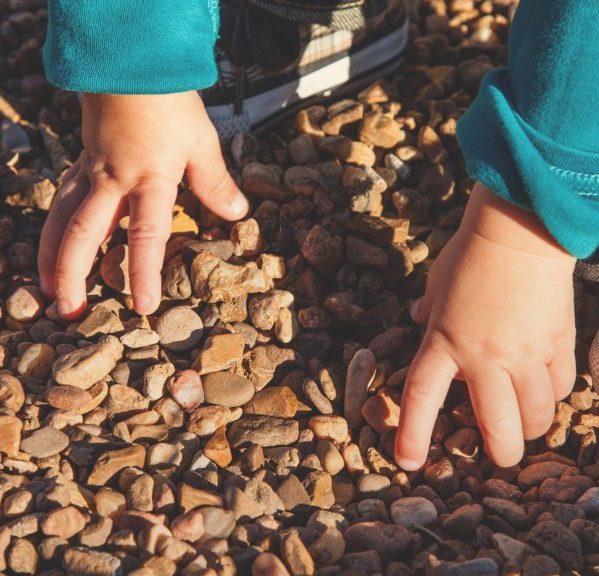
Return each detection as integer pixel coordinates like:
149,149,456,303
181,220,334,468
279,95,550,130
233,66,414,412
38,92,248,318
395,184,577,470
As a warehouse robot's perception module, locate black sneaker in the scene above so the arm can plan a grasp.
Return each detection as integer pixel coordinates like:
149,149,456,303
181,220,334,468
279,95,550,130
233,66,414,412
203,0,411,140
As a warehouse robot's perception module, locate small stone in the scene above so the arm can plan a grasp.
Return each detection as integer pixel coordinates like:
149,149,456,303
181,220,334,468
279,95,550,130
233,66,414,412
243,386,298,418
79,517,114,548
0,374,25,412
0,415,22,456
345,349,377,428
143,362,176,400
253,553,292,576
166,369,204,412
120,328,159,349
318,136,376,166
87,445,146,486
228,415,300,448
281,529,315,576
303,378,333,415
6,285,44,322
345,236,388,269
277,474,312,511
448,559,498,576
524,520,583,570
203,371,254,407
230,218,263,257
417,125,448,163
100,244,130,293
309,415,349,443
171,509,205,542
77,306,124,338
105,384,149,416
52,335,124,389
315,440,345,475
361,390,401,434
187,405,232,437
163,255,192,300
492,533,534,565
444,428,480,459
522,555,561,576
63,548,122,576
94,489,127,518
41,505,87,539
322,100,364,135
47,385,93,411
288,134,319,164
442,503,483,538
576,487,599,517
204,426,232,468
248,290,294,330
390,497,438,527
345,521,410,561
7,538,38,575
17,342,56,378
127,474,154,512
301,225,344,274
155,306,203,352
198,507,236,540
192,332,245,374
241,162,288,202
359,110,404,148
20,426,69,457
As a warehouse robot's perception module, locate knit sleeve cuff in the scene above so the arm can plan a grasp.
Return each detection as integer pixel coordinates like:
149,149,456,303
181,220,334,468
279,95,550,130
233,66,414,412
457,69,599,259
43,0,220,94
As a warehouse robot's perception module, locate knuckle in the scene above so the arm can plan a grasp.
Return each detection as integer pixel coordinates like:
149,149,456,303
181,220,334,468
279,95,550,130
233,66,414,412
66,214,96,241
127,221,168,243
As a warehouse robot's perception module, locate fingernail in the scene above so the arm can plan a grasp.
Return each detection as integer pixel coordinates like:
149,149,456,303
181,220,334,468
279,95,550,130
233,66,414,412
135,294,155,315
396,457,422,472
230,193,249,218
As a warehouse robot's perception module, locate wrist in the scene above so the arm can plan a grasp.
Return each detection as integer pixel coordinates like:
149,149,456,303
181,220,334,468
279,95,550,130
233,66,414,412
460,183,576,262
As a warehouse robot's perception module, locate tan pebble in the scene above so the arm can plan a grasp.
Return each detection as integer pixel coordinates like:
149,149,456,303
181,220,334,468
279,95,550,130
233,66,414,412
166,369,204,412
309,415,348,443
0,374,25,412
187,405,232,437
76,306,124,338
315,440,345,475
78,516,114,547
7,538,38,575
41,505,87,539
94,488,127,518
361,390,401,434
308,526,346,567
46,385,93,411
100,244,130,293
281,529,315,576
230,218,263,257
243,386,298,419
6,285,44,322
444,428,480,459
0,415,22,456
171,509,205,543
344,348,377,428
155,306,203,352
204,426,233,468
52,335,124,389
20,425,69,457
87,445,146,486
17,342,56,378
127,473,154,512
192,332,245,375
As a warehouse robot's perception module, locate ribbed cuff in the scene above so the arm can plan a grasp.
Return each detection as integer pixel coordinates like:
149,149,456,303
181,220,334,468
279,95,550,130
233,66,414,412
457,69,599,259
43,0,219,94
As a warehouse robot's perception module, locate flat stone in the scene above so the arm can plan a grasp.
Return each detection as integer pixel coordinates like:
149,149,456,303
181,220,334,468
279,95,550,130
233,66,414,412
390,497,438,528
203,426,232,468
155,306,203,352
104,384,149,416
309,415,349,443
345,521,410,561
63,547,122,576
0,415,22,456
345,349,376,428
52,335,124,389
191,332,245,375
17,342,56,379
197,507,236,540
87,445,146,486
202,372,254,407
276,474,311,511
228,415,300,448
41,506,87,539
47,385,93,411
77,306,124,338
243,386,298,418
120,328,159,349
20,426,69,458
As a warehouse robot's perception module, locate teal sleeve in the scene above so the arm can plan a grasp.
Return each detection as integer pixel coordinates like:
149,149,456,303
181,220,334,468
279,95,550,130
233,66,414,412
457,0,599,258
43,1,220,94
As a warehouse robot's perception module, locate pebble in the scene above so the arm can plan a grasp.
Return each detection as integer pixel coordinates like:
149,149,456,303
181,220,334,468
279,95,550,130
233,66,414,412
187,405,231,437
442,503,484,537
345,348,376,428
0,374,25,412
281,530,315,576
47,384,93,411
315,440,345,475
155,306,203,352
345,521,410,560
6,285,44,322
525,521,583,570
166,369,204,412
0,415,22,456
64,548,122,576
171,509,205,542
192,332,245,374
203,371,255,407
309,415,349,443
357,474,391,495
198,507,236,540
87,445,146,486
302,378,333,414
7,538,38,575
228,415,300,448
243,386,298,418
16,342,56,378
120,328,160,348
20,426,69,457
100,244,131,293
390,497,438,527
41,505,87,539
52,335,124,389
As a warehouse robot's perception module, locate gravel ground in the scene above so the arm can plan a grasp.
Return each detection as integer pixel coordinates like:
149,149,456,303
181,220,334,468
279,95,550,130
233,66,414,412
2,0,599,575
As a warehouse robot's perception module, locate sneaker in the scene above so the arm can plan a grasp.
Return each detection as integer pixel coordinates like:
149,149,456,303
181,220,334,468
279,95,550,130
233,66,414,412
203,0,411,140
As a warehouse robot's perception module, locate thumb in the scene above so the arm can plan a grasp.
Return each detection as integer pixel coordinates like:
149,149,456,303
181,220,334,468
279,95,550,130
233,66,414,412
186,108,249,221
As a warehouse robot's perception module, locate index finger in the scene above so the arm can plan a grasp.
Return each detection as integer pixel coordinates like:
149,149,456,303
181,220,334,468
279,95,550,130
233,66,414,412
395,342,458,471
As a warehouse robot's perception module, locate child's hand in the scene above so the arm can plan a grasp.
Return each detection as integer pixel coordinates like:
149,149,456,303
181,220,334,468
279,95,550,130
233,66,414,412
395,184,576,470
38,92,248,318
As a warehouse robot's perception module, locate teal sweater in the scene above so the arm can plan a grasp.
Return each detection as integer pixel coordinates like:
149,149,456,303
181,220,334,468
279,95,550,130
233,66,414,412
43,1,599,258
